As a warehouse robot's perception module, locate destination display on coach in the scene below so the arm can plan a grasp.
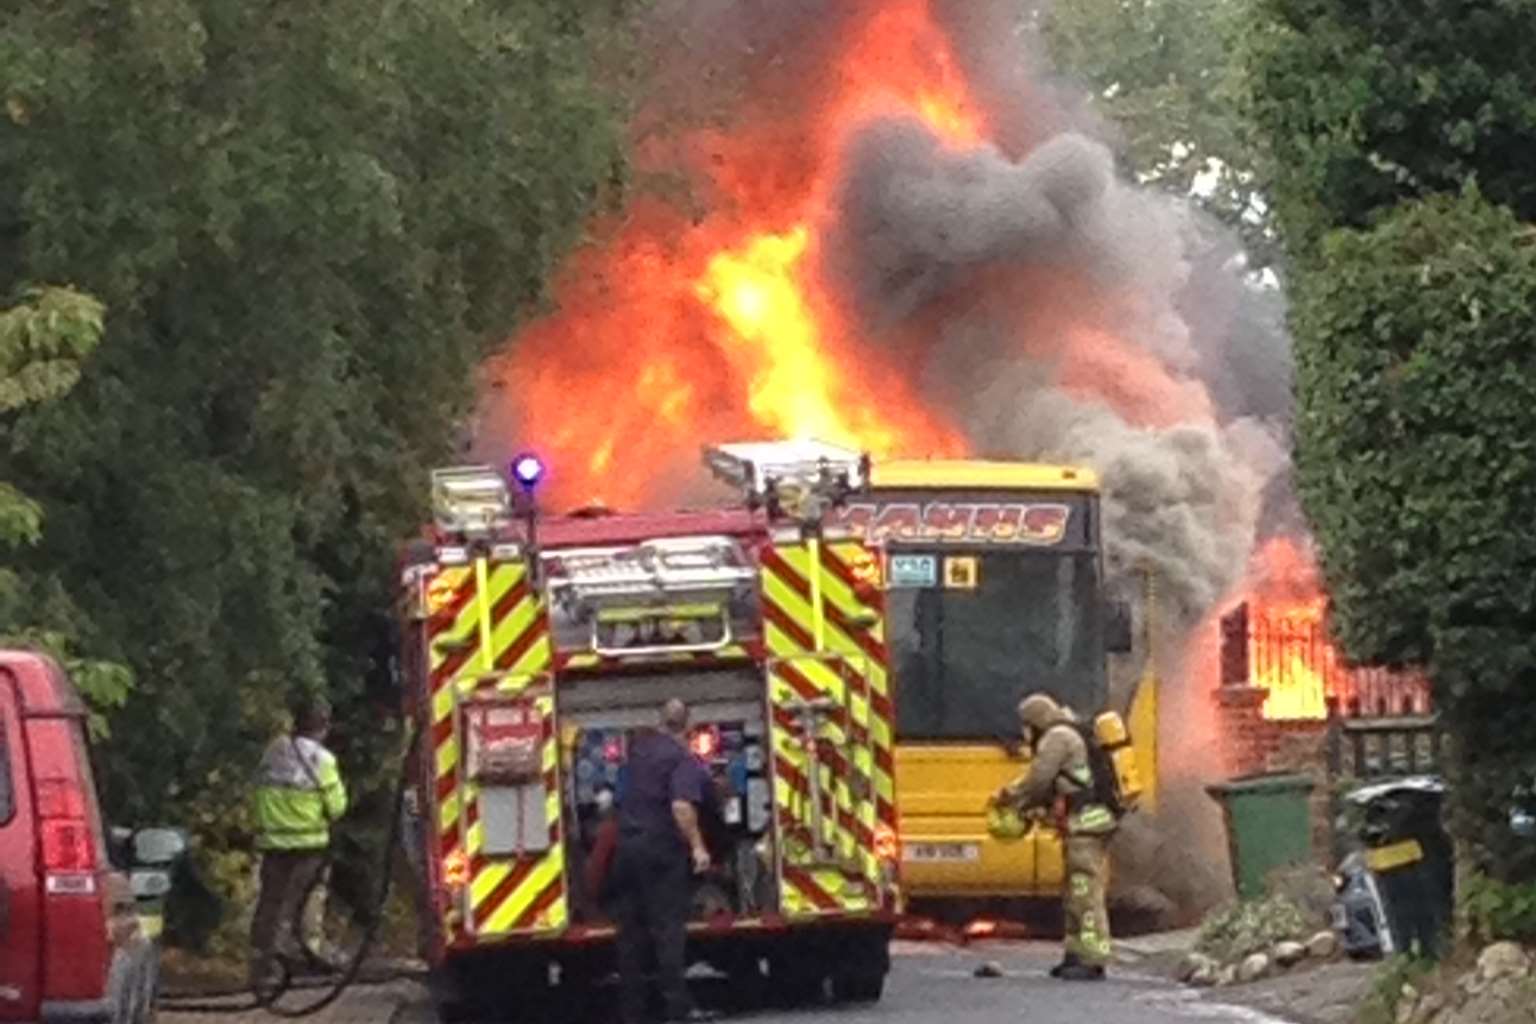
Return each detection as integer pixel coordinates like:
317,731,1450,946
825,493,1094,549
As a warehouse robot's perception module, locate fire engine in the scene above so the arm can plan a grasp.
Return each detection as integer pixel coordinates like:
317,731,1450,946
396,441,901,1019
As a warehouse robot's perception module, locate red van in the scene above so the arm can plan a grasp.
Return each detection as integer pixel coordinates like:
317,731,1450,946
0,649,181,1024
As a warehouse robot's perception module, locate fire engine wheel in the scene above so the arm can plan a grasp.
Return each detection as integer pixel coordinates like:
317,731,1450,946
830,966,886,1003
429,957,550,1023
765,951,826,1008
828,927,891,1005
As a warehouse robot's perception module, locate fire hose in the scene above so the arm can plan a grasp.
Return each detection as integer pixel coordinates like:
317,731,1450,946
157,722,420,1017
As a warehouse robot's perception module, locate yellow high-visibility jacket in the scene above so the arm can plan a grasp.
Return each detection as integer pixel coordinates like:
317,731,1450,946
253,735,347,851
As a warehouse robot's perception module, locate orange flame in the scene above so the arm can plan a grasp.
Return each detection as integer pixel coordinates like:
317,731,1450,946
694,227,858,445
1242,538,1331,720
483,0,1229,516
484,0,984,509
1237,537,1431,721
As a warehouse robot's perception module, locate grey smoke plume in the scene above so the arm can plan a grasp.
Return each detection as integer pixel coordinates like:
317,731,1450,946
827,123,1112,325
821,112,1291,629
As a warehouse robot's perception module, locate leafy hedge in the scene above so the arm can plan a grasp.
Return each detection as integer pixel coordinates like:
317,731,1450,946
1244,0,1536,884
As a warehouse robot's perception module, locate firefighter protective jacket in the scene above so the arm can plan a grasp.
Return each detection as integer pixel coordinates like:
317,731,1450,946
253,735,348,851
1000,699,1116,836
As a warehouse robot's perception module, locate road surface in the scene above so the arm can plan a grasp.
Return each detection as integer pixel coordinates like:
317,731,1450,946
164,942,1300,1024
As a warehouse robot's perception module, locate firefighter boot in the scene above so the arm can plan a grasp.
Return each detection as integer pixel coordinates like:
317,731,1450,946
1056,963,1106,982
1048,953,1082,978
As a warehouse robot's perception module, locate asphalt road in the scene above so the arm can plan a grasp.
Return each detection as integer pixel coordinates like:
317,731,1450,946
175,942,1301,1024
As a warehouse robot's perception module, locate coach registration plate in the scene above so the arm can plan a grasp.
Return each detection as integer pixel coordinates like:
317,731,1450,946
904,842,981,863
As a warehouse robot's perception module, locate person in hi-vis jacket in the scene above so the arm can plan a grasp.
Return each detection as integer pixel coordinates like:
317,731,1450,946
249,695,347,991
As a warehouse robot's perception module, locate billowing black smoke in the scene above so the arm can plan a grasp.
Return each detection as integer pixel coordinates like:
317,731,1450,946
821,114,1291,630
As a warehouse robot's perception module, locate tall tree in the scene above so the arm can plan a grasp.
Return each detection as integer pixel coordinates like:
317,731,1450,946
0,285,130,732
0,0,627,903
1037,0,1274,262
1244,0,1536,882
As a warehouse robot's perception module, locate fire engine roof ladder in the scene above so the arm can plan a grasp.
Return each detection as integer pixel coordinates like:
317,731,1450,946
429,465,526,681
544,537,758,658
705,440,876,874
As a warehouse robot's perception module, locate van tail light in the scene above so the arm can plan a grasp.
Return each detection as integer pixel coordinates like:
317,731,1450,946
41,820,97,892
36,779,97,892
26,725,111,1004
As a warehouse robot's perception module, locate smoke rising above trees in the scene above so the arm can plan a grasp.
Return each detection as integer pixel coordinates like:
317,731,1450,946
484,0,1296,635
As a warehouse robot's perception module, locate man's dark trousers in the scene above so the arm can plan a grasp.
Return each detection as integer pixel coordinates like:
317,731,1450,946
613,835,693,1023
249,849,326,985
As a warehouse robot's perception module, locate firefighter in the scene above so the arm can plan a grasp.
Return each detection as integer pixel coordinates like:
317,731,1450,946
249,695,348,992
993,692,1116,981
611,699,718,1024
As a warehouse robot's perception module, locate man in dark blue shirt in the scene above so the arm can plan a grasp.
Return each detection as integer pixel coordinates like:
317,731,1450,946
612,699,716,1024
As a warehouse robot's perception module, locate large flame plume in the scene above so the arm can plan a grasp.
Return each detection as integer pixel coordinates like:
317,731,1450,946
478,0,1297,646
484,0,982,509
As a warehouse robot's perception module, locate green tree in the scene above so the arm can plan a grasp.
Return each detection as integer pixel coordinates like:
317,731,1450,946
1244,0,1536,881
1038,0,1274,262
1242,1,1536,252
1,0,627,927
0,285,131,732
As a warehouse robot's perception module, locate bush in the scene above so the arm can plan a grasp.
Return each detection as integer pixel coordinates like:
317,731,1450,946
1465,874,1536,944
1195,892,1312,962
1355,954,1435,1024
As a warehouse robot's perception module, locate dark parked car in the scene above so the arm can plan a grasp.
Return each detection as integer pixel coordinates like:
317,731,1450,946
1,649,184,1024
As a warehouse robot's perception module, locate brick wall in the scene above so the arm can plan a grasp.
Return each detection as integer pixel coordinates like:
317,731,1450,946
1213,684,1335,863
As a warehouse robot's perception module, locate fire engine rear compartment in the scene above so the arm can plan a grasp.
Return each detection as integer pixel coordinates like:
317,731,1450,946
434,659,894,1016
557,668,777,925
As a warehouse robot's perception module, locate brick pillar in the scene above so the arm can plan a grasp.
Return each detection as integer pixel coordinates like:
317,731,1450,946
1214,685,1271,777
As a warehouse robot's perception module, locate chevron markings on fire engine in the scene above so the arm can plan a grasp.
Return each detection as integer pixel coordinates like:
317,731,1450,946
759,538,897,916
426,558,566,939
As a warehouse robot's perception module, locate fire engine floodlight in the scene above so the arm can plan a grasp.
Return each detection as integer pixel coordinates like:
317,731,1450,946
703,439,868,524
431,465,513,537
511,453,545,491
703,439,867,494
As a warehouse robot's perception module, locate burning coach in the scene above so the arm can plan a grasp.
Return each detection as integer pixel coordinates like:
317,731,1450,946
834,454,1160,903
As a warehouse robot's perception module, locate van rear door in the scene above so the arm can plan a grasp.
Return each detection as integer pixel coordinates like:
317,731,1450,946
0,673,42,1022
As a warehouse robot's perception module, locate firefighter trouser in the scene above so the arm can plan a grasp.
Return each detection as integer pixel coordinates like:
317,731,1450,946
1063,833,1112,967
613,839,695,1024
249,849,326,983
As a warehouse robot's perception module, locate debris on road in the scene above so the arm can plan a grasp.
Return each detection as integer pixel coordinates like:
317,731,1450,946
973,961,1006,979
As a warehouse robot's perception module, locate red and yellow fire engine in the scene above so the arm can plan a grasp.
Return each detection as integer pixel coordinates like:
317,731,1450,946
396,442,901,1019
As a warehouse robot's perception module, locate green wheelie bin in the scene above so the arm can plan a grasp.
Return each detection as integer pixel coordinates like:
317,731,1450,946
1206,772,1316,899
